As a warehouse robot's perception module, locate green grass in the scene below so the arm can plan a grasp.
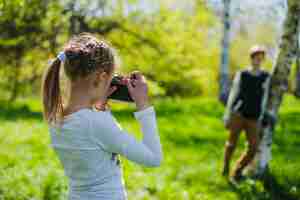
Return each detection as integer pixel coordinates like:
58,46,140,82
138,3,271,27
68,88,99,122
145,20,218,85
0,96,300,200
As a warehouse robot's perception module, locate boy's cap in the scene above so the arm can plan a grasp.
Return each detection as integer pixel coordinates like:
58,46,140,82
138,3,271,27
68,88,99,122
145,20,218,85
250,45,266,57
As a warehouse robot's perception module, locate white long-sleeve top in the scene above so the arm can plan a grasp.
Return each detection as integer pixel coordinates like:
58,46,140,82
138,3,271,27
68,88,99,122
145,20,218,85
49,106,162,200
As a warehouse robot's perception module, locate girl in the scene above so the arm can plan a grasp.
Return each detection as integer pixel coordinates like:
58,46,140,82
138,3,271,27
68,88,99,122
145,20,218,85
42,33,162,200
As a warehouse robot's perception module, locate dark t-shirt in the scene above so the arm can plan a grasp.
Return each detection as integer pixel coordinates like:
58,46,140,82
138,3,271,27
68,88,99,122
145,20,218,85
234,70,270,119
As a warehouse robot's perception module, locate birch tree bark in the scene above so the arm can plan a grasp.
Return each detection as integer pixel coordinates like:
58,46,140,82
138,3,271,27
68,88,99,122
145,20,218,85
219,0,231,105
255,0,300,176
294,35,300,97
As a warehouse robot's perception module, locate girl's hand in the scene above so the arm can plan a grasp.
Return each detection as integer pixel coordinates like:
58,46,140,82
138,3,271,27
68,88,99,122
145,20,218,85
126,71,150,111
106,86,118,99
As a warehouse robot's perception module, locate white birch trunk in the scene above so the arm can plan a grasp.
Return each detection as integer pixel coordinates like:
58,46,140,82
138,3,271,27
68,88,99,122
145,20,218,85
295,52,300,97
219,0,231,105
254,0,300,176
294,34,300,97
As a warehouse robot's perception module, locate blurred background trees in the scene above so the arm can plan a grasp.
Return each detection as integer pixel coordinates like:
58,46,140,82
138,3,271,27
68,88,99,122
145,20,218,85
0,0,297,101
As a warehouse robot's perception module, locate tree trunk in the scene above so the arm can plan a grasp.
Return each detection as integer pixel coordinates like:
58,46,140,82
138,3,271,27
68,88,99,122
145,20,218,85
294,35,300,97
9,48,22,102
98,0,107,16
295,53,300,97
254,0,300,176
219,0,231,105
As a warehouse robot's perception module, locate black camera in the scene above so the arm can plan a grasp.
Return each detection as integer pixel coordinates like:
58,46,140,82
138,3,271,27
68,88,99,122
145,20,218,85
108,75,134,102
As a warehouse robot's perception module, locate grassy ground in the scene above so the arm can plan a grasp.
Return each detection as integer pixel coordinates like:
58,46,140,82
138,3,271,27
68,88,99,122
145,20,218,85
0,96,299,200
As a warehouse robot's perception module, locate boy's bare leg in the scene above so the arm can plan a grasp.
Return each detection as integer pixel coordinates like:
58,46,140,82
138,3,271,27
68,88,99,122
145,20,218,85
232,119,259,180
223,114,242,176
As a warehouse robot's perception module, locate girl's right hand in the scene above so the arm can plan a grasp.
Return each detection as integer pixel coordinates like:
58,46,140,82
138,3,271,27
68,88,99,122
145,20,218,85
127,71,150,111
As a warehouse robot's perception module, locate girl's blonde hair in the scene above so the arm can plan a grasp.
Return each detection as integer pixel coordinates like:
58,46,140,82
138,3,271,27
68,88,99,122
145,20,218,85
42,33,115,123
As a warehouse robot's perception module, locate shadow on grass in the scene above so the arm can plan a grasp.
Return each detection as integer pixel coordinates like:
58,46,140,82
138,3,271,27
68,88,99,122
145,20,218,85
262,171,299,200
0,104,42,121
167,134,224,147
112,100,224,119
0,101,222,122
228,171,299,200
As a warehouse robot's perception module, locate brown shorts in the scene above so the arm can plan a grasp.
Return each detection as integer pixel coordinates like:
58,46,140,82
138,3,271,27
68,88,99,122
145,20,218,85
227,113,260,148
227,113,260,138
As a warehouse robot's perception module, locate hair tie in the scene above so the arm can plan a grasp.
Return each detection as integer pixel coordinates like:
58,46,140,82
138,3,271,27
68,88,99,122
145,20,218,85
57,51,66,62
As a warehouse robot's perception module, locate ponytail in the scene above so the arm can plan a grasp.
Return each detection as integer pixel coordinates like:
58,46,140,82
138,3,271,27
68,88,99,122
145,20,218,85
42,58,63,124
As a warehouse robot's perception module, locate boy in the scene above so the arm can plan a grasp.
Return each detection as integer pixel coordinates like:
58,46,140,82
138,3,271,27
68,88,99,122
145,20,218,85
223,45,271,182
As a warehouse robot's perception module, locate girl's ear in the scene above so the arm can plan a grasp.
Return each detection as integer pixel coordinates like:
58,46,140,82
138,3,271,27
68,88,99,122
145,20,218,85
93,71,108,87
97,71,109,81
100,72,109,81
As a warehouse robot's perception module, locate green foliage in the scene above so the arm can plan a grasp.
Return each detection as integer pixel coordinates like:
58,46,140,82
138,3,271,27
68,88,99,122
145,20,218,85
0,0,219,99
0,96,299,199
109,5,220,96
0,0,295,100
0,0,68,100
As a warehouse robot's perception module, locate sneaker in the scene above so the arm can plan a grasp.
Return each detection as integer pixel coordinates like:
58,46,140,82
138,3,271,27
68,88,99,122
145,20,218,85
229,176,239,186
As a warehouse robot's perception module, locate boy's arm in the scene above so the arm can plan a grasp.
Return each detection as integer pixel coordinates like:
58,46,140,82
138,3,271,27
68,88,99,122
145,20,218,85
224,72,241,124
259,74,271,122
